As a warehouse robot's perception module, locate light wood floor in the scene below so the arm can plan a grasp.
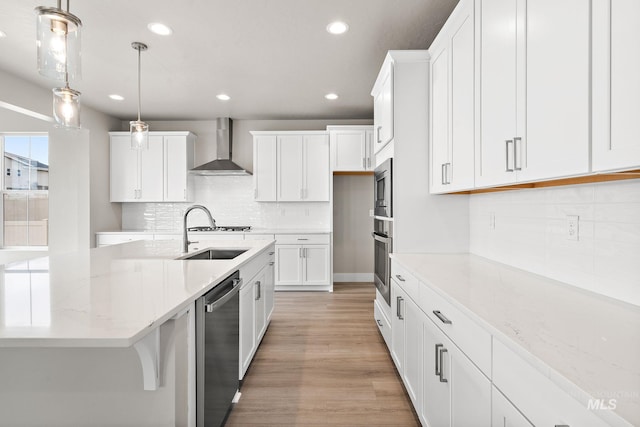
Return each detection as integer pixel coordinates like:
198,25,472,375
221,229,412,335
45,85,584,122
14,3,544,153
226,283,420,426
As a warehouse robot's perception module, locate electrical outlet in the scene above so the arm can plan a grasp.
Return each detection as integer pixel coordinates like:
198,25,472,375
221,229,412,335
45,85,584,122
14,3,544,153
489,212,496,230
567,215,579,241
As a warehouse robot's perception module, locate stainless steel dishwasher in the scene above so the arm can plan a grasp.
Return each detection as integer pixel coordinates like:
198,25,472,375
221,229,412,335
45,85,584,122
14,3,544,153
196,271,241,427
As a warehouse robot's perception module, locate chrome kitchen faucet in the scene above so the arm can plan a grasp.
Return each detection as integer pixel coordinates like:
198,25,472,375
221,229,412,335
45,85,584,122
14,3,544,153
183,205,217,253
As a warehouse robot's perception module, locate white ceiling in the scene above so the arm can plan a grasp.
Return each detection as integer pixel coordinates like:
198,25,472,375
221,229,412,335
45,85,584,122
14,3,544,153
0,0,457,121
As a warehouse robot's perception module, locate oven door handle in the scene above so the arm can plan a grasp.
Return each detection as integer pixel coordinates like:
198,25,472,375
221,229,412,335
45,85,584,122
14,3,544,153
372,232,390,244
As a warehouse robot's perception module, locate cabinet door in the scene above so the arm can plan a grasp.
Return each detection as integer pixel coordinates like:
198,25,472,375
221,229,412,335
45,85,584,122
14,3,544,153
390,282,405,373
449,1,475,190
239,282,256,378
277,135,303,201
331,131,366,171
422,315,450,426
164,135,191,202
303,134,330,201
275,245,302,286
403,296,423,413
365,129,374,170
518,0,590,181
593,0,640,171
450,338,491,426
492,386,533,427
477,0,520,187
430,44,450,193
373,66,393,153
265,259,275,320
110,135,138,202
302,245,330,285
138,135,164,201
253,135,277,201
254,269,267,341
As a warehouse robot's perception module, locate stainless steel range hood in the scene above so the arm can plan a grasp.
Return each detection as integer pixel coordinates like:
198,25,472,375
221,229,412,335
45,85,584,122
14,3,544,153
190,117,251,175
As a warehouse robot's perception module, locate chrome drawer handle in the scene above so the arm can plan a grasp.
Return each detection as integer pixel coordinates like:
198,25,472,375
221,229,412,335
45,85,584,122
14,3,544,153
268,252,275,255
438,347,448,383
435,343,443,376
395,275,406,282
433,310,452,324
376,319,383,327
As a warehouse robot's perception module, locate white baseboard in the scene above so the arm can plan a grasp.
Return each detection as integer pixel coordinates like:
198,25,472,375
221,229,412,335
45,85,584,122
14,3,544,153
333,273,374,283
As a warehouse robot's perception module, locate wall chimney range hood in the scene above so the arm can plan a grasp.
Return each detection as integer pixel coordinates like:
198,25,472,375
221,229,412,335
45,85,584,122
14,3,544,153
190,117,251,175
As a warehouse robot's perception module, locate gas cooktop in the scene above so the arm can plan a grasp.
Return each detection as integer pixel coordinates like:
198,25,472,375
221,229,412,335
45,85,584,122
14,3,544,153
187,226,252,232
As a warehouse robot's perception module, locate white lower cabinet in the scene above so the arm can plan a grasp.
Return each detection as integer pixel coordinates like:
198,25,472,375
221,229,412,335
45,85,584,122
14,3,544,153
421,314,491,427
274,234,330,288
492,386,533,427
390,281,406,373
239,249,276,380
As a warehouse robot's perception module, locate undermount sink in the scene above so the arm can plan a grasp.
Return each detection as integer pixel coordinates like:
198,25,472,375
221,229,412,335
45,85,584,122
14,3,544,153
181,248,248,260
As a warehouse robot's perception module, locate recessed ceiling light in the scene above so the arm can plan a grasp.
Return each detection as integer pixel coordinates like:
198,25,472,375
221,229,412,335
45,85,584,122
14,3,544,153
326,21,349,35
216,94,231,101
325,93,339,100
147,23,173,36
109,94,124,101
0,30,7,38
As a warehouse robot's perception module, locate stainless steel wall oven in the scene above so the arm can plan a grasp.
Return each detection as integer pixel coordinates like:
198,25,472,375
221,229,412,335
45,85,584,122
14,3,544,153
372,218,392,305
374,158,392,218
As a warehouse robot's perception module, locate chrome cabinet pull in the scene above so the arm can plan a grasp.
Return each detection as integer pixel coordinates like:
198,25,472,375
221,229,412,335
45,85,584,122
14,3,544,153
441,163,447,185
297,238,309,241
433,310,452,324
367,156,371,168
255,281,261,300
396,296,402,319
435,343,443,376
299,248,303,258
514,137,523,171
376,126,382,143
445,162,451,184
269,261,275,266
268,252,275,255
438,347,448,382
363,158,366,169
505,140,515,172
395,275,406,282
398,297,404,320
376,319,383,327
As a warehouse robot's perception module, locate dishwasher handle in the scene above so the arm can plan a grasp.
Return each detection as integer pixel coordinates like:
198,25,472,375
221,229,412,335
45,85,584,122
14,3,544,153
204,278,242,313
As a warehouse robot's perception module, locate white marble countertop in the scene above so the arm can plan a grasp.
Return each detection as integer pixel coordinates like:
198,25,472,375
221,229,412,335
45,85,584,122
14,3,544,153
97,229,331,235
0,239,274,348
391,253,640,426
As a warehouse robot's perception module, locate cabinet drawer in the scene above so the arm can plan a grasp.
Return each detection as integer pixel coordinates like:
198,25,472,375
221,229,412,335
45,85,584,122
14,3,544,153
420,282,491,376
391,261,420,304
493,339,610,427
373,299,391,350
240,246,275,287
96,234,149,246
244,233,275,241
275,234,330,244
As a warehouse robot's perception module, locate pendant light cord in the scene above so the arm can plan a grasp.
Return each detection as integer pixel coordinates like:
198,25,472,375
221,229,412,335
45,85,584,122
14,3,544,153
137,46,142,122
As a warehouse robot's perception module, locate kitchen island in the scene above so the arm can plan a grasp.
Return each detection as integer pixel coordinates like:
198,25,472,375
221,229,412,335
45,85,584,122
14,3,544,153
0,239,275,427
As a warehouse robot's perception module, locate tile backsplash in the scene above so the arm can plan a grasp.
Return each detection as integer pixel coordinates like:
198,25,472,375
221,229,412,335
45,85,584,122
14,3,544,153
122,175,331,231
469,179,640,306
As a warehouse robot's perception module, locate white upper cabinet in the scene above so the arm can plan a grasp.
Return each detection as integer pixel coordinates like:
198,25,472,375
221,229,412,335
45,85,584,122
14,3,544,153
429,0,475,193
164,135,195,202
477,0,590,187
372,64,394,153
592,0,640,171
253,131,330,202
110,132,194,203
519,0,590,182
302,134,330,201
253,135,277,201
277,135,304,201
328,126,374,172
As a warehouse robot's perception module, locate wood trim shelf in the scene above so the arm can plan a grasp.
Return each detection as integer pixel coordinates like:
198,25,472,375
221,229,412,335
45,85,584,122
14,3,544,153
450,170,640,194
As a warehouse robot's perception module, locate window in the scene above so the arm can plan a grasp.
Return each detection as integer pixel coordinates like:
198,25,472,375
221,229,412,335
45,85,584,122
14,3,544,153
1,134,49,247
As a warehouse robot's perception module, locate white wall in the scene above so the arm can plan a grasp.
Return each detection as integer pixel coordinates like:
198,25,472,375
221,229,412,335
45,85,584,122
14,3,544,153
469,179,640,306
332,175,374,281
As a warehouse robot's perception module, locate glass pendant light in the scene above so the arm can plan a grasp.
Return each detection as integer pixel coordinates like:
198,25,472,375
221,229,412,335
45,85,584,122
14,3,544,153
130,42,149,150
35,0,82,81
52,84,80,128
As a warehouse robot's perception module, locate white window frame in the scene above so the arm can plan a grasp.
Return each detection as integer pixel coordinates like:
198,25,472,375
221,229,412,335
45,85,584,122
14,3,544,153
0,133,49,250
